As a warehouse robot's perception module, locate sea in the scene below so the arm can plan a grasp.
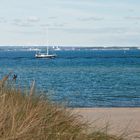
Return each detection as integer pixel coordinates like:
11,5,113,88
0,47,140,107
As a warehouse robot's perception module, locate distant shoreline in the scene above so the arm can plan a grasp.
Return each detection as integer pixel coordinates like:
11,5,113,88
0,45,140,52
0,45,140,49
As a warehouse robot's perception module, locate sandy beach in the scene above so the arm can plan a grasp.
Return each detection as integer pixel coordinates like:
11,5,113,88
73,108,140,140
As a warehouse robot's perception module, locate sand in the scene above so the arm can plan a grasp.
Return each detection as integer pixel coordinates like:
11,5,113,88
73,108,140,140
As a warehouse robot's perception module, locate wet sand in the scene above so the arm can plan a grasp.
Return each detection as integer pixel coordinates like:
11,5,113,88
73,108,140,140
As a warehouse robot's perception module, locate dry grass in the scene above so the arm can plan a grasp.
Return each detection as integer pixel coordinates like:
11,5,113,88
0,75,125,140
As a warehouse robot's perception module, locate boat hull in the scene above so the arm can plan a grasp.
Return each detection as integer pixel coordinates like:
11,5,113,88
35,54,56,58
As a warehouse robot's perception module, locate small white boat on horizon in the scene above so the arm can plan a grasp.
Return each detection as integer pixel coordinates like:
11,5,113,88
53,46,61,51
35,47,57,58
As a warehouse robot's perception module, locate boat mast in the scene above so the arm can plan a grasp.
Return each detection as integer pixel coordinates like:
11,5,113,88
46,27,49,55
47,47,49,55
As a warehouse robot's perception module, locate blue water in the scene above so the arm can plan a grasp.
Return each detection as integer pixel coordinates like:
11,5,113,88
0,48,140,107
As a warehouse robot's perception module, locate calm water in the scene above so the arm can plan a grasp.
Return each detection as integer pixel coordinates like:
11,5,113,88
0,48,140,107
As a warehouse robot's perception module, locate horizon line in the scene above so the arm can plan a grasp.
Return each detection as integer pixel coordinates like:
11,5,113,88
0,45,140,48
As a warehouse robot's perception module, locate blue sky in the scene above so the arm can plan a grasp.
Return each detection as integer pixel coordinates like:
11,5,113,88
0,0,140,46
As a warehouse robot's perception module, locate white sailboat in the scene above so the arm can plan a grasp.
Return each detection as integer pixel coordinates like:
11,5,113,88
35,27,57,58
35,47,56,58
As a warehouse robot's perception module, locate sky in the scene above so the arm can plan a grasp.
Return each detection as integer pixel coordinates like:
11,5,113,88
0,0,140,46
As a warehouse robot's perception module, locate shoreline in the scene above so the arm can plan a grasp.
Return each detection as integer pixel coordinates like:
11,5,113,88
73,108,140,139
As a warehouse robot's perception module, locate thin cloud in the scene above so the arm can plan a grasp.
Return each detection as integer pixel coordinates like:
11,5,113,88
0,17,7,23
40,24,51,27
27,16,40,22
40,23,66,28
12,17,40,27
79,17,104,21
12,21,34,27
51,27,128,34
10,30,42,35
53,23,65,27
13,19,21,23
12,19,22,25
128,9,135,12
125,16,140,20
48,16,57,19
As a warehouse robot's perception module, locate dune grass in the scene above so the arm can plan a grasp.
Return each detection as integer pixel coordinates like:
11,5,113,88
0,74,125,140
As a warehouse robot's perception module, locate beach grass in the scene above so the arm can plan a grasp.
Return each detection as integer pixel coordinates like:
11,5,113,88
0,74,125,140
